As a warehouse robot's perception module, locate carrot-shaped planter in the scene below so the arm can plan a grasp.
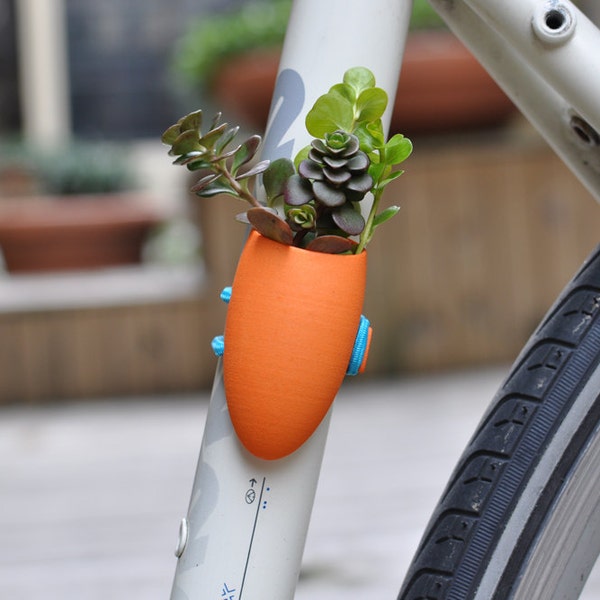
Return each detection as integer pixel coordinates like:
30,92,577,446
219,231,371,460
164,70,413,461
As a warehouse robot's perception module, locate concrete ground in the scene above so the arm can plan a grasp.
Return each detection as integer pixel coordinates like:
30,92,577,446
2,367,600,599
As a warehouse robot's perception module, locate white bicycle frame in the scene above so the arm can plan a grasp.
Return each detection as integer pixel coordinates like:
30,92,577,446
170,1,600,598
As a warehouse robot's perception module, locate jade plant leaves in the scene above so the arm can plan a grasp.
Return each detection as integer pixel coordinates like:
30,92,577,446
306,235,358,254
180,110,203,134
231,135,262,175
246,207,293,245
263,158,295,204
170,130,203,156
163,66,414,255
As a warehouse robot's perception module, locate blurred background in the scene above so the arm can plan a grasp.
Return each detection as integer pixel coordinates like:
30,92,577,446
1,0,600,403
3,2,600,599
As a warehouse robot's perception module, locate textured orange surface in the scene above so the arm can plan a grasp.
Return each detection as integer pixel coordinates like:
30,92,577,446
223,231,367,460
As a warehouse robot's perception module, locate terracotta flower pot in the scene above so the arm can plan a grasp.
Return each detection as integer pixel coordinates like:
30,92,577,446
211,32,515,135
0,195,162,273
223,231,369,460
211,48,281,132
390,32,516,135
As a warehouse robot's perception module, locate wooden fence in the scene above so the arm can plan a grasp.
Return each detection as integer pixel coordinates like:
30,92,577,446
2,132,600,402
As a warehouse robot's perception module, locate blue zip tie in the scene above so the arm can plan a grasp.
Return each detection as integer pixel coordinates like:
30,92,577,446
211,335,225,357
347,315,370,376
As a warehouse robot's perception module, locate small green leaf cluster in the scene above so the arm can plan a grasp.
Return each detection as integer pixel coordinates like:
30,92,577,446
302,66,413,253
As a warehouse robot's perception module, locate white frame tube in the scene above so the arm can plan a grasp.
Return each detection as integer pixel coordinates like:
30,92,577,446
428,0,600,202
170,2,412,598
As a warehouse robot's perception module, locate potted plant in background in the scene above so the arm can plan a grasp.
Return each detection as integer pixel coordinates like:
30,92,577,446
173,0,516,136
163,66,413,459
0,142,163,273
389,0,516,135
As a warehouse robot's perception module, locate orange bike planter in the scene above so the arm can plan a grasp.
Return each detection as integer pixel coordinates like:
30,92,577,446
215,231,371,460
163,67,412,461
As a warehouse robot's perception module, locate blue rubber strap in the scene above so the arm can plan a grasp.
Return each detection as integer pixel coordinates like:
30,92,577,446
347,315,370,376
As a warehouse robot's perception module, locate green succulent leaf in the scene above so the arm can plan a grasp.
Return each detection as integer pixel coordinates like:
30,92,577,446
171,130,202,156
368,161,387,182
199,122,229,150
263,157,295,203
173,151,204,166
190,172,220,193
293,144,311,170
231,135,261,175
209,112,223,131
235,159,270,180
215,126,240,154
385,134,413,165
217,145,243,161
287,204,317,230
180,110,203,134
193,179,236,198
184,158,213,172
305,93,354,138
379,169,405,188
354,121,385,154
329,82,356,104
356,87,388,122
325,130,355,152
373,205,400,227
343,66,376,96
161,123,182,146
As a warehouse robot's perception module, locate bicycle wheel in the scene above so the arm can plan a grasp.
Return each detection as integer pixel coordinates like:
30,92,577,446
397,242,600,600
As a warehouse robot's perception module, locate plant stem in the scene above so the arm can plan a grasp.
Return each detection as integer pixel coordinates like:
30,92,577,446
356,146,386,254
356,186,382,254
215,160,261,207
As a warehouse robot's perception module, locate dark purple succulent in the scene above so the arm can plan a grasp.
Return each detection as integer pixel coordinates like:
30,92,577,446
283,131,372,248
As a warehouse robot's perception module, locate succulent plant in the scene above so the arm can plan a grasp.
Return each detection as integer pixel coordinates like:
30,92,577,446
162,110,268,206
162,67,413,254
281,131,372,250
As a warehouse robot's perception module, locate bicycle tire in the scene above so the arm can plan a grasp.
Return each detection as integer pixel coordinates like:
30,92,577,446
397,242,600,600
